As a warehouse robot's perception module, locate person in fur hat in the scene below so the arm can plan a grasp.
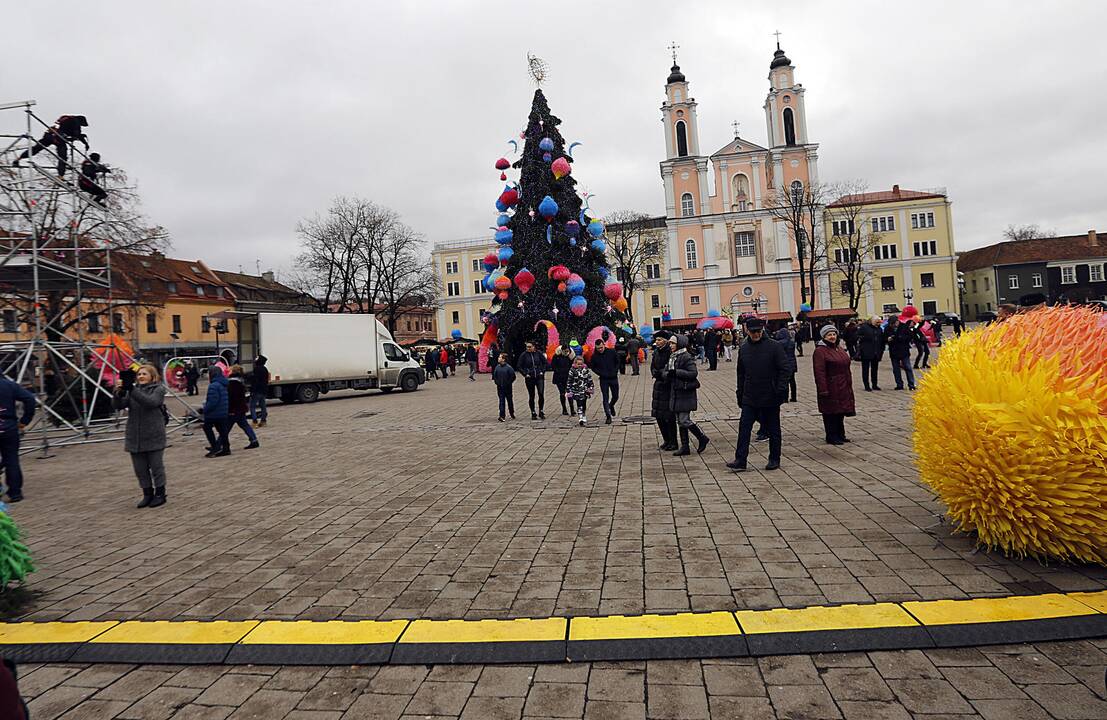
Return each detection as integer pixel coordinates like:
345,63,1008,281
813,325,856,444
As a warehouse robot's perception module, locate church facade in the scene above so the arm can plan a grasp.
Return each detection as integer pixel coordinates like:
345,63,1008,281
660,45,829,321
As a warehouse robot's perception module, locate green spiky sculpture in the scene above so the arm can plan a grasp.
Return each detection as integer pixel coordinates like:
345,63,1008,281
0,511,33,588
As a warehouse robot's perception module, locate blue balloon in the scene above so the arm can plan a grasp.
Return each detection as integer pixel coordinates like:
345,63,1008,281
497,213,511,226
587,220,605,237
495,228,513,245
707,309,721,318
591,239,607,253
598,266,610,280
482,274,493,291
566,276,585,296
539,137,554,151
538,195,559,220
495,199,507,212
451,329,462,339
569,295,587,315
640,325,655,342
498,247,513,263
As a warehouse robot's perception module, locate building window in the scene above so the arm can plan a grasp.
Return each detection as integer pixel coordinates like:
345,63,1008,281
881,276,896,291
112,313,124,332
1008,275,1019,290
1091,264,1104,283
88,314,101,333
834,248,859,264
832,220,854,236
1061,265,1076,284
839,279,852,295
689,295,700,305
923,300,937,316
201,317,211,333
921,273,935,288
910,212,936,228
675,121,688,157
987,302,993,311
883,303,899,314
2,310,16,333
871,215,895,232
984,277,990,291
783,107,796,145
789,180,803,202
1031,273,1042,288
913,240,938,257
447,282,460,297
972,278,978,293
651,294,660,308
681,193,694,217
646,263,661,280
472,258,481,272
734,232,755,258
684,239,698,269
873,244,897,261
146,313,157,333
445,261,459,274
451,311,459,324
172,315,181,333
473,279,485,294
194,284,205,297
166,281,177,293
214,286,224,298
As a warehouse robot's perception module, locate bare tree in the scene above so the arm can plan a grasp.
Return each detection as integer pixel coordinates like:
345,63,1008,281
763,179,828,308
372,223,437,334
604,211,666,321
825,181,882,311
1003,224,1055,242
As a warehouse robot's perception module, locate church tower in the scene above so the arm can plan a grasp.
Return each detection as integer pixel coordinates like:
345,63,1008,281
762,40,819,191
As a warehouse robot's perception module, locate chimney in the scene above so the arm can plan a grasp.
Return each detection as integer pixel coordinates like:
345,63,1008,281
151,250,164,260
1088,229,1098,247
262,270,275,282
892,184,900,195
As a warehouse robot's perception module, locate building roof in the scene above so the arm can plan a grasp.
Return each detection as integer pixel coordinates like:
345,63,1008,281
214,269,298,295
828,185,946,208
957,231,1104,272
114,252,235,302
667,63,686,84
770,47,791,69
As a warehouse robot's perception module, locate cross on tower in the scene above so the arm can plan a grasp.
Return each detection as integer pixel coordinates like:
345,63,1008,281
773,30,782,49
732,120,740,138
668,41,680,63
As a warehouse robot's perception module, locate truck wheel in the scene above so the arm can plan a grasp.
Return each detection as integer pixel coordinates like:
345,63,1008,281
296,383,320,403
400,374,419,392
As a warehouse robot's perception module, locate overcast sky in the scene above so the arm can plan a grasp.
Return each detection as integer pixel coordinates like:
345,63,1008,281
3,1,1104,277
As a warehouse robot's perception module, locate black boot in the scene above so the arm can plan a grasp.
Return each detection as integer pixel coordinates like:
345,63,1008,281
689,424,709,454
673,427,691,456
657,418,676,450
148,486,166,508
137,487,153,508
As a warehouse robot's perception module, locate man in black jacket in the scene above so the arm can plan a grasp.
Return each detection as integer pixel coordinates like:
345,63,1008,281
517,341,548,420
626,335,641,375
588,338,620,424
884,318,916,390
649,332,677,450
465,344,478,380
250,355,270,427
14,114,89,177
856,316,885,391
727,317,789,472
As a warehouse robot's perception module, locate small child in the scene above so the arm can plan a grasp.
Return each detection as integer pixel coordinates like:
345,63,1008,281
565,355,594,426
492,353,516,421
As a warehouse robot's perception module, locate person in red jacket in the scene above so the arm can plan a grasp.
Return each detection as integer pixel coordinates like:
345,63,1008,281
812,325,856,445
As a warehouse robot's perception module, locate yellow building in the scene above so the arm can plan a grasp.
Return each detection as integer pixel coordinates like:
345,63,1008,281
824,186,959,317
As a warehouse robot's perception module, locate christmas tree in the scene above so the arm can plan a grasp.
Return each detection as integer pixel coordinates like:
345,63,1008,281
479,88,626,367
0,509,33,590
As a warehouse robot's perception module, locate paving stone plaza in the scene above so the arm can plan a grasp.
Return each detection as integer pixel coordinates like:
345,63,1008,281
8,351,1107,718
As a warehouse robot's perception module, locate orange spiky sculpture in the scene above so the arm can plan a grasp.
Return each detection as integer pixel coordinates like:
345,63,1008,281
913,305,1107,563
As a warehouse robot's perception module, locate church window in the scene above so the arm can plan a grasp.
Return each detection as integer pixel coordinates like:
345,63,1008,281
680,193,694,217
783,108,796,145
734,232,755,258
789,180,803,203
685,239,698,269
675,121,689,157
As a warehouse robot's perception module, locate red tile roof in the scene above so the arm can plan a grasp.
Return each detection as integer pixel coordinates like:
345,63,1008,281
957,232,1104,272
828,187,945,208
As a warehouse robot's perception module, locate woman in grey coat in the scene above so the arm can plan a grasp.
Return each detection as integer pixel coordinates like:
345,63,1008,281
667,335,710,456
112,364,168,508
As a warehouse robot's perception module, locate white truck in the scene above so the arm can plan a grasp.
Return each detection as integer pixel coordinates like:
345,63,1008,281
237,312,425,403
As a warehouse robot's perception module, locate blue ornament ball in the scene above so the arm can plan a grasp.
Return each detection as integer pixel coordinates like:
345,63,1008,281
590,238,607,253
587,220,605,237
497,213,511,226
542,152,552,162
539,137,554,151
566,276,585,295
498,247,514,263
494,228,514,244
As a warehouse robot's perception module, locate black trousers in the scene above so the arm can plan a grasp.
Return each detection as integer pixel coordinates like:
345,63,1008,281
860,359,880,389
822,414,847,442
599,377,619,417
79,177,107,205
914,343,930,368
0,429,24,496
18,132,68,175
203,418,231,453
707,353,718,370
787,372,797,401
655,410,677,446
524,376,545,413
630,353,640,375
497,388,514,418
734,404,781,466
554,381,574,412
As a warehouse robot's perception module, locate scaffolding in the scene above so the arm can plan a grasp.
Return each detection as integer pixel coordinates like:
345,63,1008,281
0,100,195,456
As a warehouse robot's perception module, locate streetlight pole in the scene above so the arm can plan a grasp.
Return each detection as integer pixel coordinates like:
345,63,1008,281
903,287,914,309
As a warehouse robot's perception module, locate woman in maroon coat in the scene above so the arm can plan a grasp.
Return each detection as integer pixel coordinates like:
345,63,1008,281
813,324,856,445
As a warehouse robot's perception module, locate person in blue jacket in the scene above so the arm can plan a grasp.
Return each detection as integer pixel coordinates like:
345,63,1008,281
0,375,36,502
202,365,231,457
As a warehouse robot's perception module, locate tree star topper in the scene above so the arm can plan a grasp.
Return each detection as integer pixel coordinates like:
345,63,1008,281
527,53,549,86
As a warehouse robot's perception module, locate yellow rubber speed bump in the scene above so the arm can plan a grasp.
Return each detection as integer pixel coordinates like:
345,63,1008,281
392,617,566,664
1069,590,1107,614
902,594,1107,646
567,612,744,661
0,621,118,663
735,603,931,655
228,620,408,665
71,620,259,664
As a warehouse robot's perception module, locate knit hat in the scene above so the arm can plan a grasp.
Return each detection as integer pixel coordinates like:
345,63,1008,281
820,324,838,339
675,335,689,349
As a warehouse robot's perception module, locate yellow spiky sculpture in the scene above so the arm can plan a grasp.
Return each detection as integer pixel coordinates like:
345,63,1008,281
913,305,1107,563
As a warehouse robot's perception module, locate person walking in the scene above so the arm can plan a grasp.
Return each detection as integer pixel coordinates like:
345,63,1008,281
843,320,860,358
448,346,457,376
250,355,269,427
720,329,733,362
201,365,231,457
112,364,168,508
912,320,931,369
588,338,620,424
465,344,478,381
439,346,450,378
518,341,548,420
626,334,641,376
885,316,916,390
492,353,516,421
667,335,709,456
727,317,789,472
0,375,36,503
228,365,260,450
704,329,719,371
550,345,574,415
615,336,628,375
813,326,856,445
650,332,678,451
566,355,594,426
185,362,200,396
856,316,885,391
774,327,798,402
424,347,439,380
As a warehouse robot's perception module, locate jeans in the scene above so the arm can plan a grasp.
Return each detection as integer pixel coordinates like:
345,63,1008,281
524,376,545,414
734,404,781,466
822,414,847,443
891,356,916,389
231,414,257,443
498,388,515,418
860,359,880,389
599,377,620,417
468,361,477,379
0,429,23,496
249,392,267,422
130,450,166,489
203,418,231,453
